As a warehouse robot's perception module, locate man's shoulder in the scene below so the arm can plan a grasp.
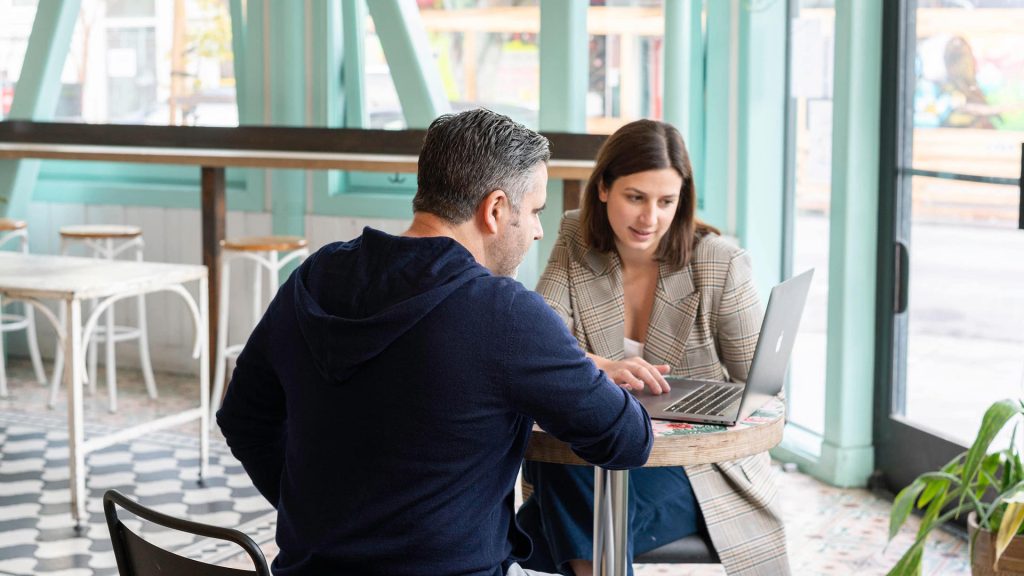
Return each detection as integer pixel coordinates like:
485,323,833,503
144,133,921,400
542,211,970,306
455,275,553,319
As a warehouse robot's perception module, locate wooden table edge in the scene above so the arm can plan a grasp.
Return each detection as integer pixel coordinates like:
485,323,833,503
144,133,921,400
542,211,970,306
525,413,786,468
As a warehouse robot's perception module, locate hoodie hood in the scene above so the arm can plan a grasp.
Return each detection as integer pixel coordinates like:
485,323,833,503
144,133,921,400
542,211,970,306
293,227,489,384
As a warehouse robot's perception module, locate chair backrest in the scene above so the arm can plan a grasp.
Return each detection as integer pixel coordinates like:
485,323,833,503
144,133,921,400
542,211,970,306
103,489,271,576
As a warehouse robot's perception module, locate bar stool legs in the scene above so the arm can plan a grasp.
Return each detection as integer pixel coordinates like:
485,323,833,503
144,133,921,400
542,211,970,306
49,226,156,412
0,222,47,397
211,237,308,419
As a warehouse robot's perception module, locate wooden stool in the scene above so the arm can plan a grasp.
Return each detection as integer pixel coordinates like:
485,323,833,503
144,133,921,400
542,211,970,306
50,225,157,412
211,236,309,417
0,218,47,396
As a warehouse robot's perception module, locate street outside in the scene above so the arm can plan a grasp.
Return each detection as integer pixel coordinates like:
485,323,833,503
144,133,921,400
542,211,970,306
786,212,1024,447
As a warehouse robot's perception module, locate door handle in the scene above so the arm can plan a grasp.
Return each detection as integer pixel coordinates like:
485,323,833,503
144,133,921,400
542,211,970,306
894,241,910,315
1018,142,1023,230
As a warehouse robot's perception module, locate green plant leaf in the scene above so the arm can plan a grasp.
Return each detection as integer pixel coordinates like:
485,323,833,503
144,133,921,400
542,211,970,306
997,502,1024,569
917,471,961,508
979,452,1002,495
917,480,949,509
890,479,928,541
890,502,975,576
887,539,924,576
960,399,1021,509
981,481,1024,530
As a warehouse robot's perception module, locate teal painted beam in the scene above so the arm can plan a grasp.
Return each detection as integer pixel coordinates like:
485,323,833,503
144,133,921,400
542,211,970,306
321,0,368,199
33,178,255,211
229,0,247,123
535,0,587,290
663,0,705,200
234,0,268,214
311,0,343,205
0,0,81,218
314,192,415,220
241,0,266,125
702,0,731,230
268,2,306,128
735,0,787,297
818,0,883,488
342,0,368,129
266,1,308,239
365,0,450,128
539,0,587,133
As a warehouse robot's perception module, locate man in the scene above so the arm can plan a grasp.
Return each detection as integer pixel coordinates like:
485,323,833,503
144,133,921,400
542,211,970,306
217,108,653,576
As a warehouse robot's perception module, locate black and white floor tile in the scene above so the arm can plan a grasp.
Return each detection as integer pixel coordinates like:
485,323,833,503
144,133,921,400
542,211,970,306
0,410,275,576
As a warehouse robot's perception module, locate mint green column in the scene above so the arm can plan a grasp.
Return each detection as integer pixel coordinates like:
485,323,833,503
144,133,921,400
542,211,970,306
232,0,309,239
663,0,704,201
366,0,449,128
775,0,883,487
816,0,883,487
539,1,587,133
735,0,787,294
701,0,731,231
311,0,343,201
703,0,787,296
534,0,587,290
342,0,368,129
229,0,248,124
0,0,81,218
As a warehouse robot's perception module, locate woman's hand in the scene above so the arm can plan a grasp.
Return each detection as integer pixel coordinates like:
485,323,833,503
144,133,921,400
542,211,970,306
589,354,672,395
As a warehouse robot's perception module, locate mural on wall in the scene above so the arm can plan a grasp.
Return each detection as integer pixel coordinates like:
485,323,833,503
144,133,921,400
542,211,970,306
915,33,1024,131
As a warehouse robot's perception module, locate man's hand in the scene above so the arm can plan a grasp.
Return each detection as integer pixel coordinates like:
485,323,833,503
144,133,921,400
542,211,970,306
589,354,672,395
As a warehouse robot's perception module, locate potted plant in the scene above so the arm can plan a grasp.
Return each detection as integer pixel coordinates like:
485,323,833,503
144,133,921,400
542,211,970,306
888,399,1024,575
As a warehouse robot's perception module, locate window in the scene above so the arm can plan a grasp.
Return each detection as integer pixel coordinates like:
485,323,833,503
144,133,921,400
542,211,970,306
0,0,39,119
364,0,667,133
786,0,835,437
54,0,237,126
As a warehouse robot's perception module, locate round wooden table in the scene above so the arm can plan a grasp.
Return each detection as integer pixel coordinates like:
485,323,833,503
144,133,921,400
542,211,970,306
524,397,786,576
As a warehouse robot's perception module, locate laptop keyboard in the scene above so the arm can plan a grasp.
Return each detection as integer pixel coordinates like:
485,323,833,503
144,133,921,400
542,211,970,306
664,383,742,416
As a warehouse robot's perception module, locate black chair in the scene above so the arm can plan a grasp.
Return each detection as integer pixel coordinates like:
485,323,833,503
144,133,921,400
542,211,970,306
634,531,719,564
103,489,271,576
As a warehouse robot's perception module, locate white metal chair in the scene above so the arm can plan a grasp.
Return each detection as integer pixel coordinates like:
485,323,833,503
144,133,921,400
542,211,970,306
0,218,47,396
211,235,309,418
50,225,157,412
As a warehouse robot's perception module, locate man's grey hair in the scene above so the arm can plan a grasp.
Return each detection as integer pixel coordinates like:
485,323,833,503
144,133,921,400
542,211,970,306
413,108,551,224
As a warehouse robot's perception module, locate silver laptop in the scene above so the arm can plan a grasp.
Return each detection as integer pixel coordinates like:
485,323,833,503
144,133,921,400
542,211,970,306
636,269,814,426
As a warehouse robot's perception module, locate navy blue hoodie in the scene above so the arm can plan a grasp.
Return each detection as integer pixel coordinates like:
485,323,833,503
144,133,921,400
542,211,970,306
217,228,652,576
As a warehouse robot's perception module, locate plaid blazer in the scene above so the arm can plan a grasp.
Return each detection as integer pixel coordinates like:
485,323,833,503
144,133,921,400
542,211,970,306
536,211,790,575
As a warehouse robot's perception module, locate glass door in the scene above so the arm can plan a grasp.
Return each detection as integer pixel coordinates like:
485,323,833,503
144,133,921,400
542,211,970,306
876,0,1024,492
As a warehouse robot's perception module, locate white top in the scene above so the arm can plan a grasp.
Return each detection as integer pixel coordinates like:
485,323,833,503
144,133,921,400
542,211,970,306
623,337,645,359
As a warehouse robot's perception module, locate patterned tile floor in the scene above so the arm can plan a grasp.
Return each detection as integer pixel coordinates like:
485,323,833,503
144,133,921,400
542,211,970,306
0,358,970,575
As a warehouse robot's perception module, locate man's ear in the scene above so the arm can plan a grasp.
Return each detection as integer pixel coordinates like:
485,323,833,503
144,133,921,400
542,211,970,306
478,189,508,235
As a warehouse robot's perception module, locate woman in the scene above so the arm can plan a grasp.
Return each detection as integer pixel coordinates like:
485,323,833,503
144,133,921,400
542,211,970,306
517,120,789,576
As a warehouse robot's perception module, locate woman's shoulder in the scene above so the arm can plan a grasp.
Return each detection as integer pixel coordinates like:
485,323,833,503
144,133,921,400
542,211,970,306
687,233,751,291
558,209,584,237
555,209,590,253
692,231,746,264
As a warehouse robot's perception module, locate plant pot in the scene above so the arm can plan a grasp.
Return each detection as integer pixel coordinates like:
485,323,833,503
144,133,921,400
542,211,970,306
969,512,1024,575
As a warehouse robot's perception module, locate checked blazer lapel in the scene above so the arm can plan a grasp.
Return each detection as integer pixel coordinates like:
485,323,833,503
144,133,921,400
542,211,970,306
643,261,700,368
569,242,702,366
570,247,626,360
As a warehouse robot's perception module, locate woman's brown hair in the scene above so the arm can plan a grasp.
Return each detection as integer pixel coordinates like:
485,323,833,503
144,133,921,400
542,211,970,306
580,119,719,269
